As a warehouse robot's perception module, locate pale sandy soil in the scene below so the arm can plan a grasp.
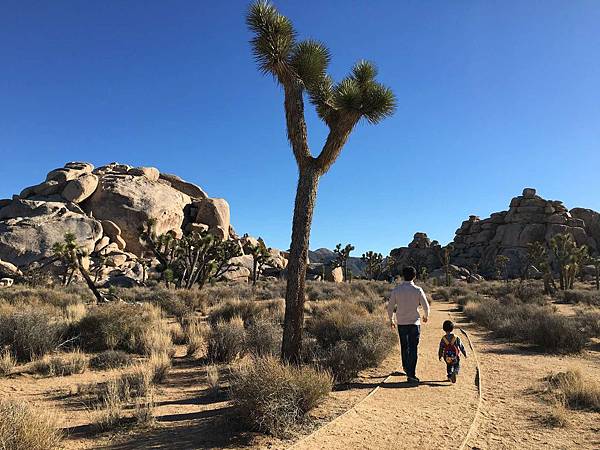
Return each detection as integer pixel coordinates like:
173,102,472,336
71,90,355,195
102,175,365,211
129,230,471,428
1,300,598,450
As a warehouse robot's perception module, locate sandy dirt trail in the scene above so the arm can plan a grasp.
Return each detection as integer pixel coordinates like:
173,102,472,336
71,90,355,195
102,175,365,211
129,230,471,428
292,301,480,450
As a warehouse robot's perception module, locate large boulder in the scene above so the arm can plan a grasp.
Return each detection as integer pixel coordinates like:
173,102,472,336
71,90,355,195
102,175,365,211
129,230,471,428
83,169,191,255
0,208,102,267
159,173,207,199
61,173,99,203
194,198,230,240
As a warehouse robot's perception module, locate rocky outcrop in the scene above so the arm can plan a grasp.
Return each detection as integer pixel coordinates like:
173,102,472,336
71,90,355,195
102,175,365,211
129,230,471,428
389,232,443,275
571,208,600,250
450,188,596,276
0,161,287,286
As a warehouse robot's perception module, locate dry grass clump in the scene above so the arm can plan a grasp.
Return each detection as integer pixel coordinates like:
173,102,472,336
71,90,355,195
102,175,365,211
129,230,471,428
543,370,600,412
63,302,87,322
0,306,66,362
77,303,169,354
462,296,587,353
207,317,246,362
206,365,220,396
0,350,16,377
94,377,124,430
230,356,332,437
183,318,208,357
0,398,62,449
32,350,88,377
539,405,570,428
147,352,171,383
306,303,396,383
304,280,390,302
90,350,133,370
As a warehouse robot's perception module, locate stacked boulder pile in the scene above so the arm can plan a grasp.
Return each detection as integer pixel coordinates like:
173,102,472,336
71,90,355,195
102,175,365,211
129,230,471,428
390,188,600,279
0,162,287,286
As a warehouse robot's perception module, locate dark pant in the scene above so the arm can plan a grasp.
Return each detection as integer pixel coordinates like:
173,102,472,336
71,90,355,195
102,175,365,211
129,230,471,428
447,361,460,376
397,324,420,378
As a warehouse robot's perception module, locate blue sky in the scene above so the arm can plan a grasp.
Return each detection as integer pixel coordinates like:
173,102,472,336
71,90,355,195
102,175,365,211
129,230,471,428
1,1,599,255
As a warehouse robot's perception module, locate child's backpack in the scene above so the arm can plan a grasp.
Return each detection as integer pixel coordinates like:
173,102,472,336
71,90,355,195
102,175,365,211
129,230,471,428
442,335,460,364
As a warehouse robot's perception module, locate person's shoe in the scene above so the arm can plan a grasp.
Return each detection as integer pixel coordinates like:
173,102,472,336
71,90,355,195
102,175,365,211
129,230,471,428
407,376,420,384
447,374,453,382
451,373,457,384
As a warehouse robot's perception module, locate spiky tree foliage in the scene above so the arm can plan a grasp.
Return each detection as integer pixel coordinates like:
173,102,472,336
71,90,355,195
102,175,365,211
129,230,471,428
527,241,556,294
550,233,588,290
495,255,510,283
436,244,454,287
247,1,396,362
245,238,273,285
334,243,355,282
361,251,383,280
139,219,241,289
52,233,104,303
588,256,600,290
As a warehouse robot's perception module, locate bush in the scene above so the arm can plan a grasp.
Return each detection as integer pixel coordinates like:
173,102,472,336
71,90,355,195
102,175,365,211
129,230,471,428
306,304,396,382
207,317,246,362
0,350,16,377
0,398,62,449
230,356,332,436
0,285,91,309
116,286,203,321
544,370,600,412
32,351,88,377
183,318,207,357
208,299,283,325
77,303,168,354
557,290,600,306
147,352,171,383
0,307,65,362
463,296,587,353
90,350,133,370
246,319,282,357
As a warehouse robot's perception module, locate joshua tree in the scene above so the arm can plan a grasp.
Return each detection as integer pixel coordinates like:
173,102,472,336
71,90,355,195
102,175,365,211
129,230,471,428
527,241,556,294
550,233,588,290
139,219,241,289
436,244,454,287
588,256,600,290
334,243,355,282
361,251,383,280
247,1,396,362
246,238,272,285
495,255,510,283
52,233,104,303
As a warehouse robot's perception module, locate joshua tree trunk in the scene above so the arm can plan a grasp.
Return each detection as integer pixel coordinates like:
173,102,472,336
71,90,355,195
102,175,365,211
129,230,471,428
282,165,320,363
77,255,105,304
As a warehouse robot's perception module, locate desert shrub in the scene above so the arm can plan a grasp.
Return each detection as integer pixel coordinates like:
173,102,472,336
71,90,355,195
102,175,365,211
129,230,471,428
90,350,133,370
0,307,65,362
147,352,171,383
94,378,124,430
540,405,570,428
557,290,600,306
478,281,547,304
77,303,168,354
0,350,16,377
0,285,90,308
246,319,282,357
356,297,383,314
579,311,600,338
208,299,263,325
183,318,207,357
116,287,203,321
230,356,332,436
169,322,187,345
32,351,88,377
93,364,153,404
64,303,87,322
0,398,62,449
206,365,220,396
306,305,396,382
207,317,246,362
463,296,586,353
544,370,600,412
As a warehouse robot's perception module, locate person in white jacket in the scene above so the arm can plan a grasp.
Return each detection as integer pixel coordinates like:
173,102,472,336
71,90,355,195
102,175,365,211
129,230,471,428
387,266,430,383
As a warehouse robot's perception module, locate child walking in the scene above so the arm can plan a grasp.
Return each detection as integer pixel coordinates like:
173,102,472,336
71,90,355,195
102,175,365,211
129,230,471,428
439,320,467,383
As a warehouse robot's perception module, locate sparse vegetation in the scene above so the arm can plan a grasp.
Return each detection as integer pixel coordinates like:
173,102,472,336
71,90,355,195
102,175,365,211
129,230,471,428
207,317,246,362
90,350,133,370
230,356,332,436
32,351,88,377
0,398,62,449
0,350,16,377
543,370,600,412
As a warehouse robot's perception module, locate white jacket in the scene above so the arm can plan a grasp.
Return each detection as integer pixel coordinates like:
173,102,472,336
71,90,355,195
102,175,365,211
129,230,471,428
387,281,430,326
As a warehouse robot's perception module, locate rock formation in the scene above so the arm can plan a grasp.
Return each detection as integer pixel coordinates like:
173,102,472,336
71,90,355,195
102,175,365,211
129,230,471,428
390,188,600,278
0,161,287,285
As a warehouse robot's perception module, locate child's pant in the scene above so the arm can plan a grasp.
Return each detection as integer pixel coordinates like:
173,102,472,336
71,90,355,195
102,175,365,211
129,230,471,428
446,361,460,376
